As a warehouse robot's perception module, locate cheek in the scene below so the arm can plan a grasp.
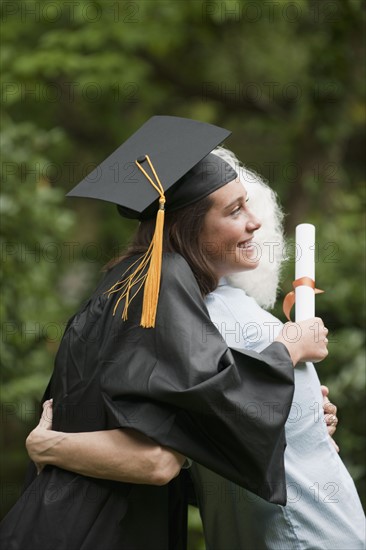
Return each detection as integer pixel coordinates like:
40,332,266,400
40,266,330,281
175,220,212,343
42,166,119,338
201,217,220,242
200,225,225,259
224,220,242,241
201,216,241,252
199,226,217,256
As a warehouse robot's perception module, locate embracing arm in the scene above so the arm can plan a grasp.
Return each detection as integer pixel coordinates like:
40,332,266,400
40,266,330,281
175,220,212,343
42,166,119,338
26,400,186,485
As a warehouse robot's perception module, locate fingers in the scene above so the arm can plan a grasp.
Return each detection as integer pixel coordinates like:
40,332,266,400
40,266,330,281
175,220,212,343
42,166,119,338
287,318,329,364
323,390,338,433
321,385,337,416
324,413,338,426
320,386,339,440
311,345,329,363
311,319,329,362
326,423,337,437
38,399,53,430
323,400,337,416
325,413,338,437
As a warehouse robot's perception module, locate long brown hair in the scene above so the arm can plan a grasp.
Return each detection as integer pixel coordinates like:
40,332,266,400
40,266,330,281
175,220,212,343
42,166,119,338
106,196,218,296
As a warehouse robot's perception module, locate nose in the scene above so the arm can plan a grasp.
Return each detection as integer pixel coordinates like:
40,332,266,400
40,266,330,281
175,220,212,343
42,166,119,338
246,211,261,232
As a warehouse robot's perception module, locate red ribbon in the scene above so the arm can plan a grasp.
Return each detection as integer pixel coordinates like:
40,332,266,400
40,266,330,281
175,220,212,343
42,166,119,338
283,276,324,321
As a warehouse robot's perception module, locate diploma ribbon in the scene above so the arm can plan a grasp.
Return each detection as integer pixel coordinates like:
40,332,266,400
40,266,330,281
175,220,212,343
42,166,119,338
283,277,324,321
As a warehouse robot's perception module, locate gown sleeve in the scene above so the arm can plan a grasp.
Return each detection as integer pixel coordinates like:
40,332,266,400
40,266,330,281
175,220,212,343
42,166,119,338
100,254,294,504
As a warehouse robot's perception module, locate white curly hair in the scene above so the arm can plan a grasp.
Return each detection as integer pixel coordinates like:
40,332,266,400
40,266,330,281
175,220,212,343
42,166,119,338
212,146,286,310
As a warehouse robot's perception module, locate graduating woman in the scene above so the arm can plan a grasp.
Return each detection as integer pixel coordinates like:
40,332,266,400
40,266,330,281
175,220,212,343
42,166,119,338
0,117,328,550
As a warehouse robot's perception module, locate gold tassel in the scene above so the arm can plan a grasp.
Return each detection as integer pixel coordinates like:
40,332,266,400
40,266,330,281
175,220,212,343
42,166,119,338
106,155,166,328
141,198,165,327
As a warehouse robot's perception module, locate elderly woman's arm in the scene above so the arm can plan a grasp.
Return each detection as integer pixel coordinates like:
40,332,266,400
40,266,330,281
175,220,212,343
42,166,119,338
26,400,186,485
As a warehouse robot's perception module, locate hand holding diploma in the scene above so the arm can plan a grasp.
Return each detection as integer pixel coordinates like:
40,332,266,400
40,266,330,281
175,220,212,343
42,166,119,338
280,223,328,365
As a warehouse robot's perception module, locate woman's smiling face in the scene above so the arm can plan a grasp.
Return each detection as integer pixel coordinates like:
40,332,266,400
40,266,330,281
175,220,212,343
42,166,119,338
200,178,262,278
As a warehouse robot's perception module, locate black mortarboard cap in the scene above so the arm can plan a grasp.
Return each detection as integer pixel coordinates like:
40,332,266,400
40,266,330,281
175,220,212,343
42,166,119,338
67,116,237,328
67,116,237,218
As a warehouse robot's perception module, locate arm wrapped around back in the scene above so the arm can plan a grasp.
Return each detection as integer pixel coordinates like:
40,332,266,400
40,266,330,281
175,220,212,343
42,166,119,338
65,253,294,505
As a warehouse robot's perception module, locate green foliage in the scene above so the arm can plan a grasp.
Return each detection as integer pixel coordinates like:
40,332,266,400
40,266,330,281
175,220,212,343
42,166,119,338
1,117,76,404
187,506,206,550
1,0,365,542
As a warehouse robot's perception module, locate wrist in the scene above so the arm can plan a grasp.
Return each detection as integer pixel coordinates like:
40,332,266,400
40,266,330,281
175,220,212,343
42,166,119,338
274,335,300,366
26,427,66,466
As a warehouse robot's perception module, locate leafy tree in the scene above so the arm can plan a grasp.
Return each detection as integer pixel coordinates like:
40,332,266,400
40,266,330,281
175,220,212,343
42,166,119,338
0,116,76,515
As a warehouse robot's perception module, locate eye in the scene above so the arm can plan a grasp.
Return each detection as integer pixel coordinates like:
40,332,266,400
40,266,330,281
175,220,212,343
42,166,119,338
230,206,241,216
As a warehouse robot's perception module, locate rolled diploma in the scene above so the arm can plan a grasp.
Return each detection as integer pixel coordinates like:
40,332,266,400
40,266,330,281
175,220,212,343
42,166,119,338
295,223,315,321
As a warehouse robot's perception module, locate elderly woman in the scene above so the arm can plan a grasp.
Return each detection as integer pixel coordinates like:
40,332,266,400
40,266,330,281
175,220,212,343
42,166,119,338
191,146,365,550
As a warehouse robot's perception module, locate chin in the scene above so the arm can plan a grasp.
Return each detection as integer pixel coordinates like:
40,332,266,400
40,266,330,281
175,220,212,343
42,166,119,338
237,261,259,272
235,253,260,272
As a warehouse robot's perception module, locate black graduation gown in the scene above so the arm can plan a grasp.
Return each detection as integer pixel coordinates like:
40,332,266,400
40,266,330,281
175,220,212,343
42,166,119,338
0,253,294,550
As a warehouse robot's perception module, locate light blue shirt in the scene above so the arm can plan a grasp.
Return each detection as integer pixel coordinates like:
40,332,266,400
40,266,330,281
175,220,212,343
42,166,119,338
191,281,365,550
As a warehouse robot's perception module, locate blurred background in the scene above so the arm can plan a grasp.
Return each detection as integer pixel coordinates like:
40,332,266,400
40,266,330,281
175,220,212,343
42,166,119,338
1,0,365,546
